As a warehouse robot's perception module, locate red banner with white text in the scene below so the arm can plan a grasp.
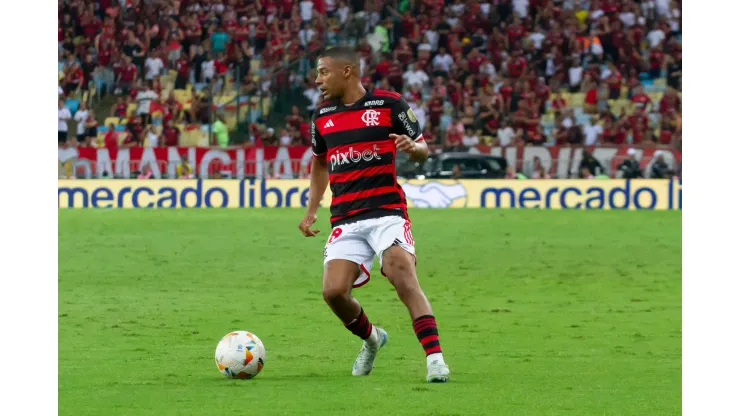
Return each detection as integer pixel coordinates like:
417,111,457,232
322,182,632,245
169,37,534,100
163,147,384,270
58,145,681,179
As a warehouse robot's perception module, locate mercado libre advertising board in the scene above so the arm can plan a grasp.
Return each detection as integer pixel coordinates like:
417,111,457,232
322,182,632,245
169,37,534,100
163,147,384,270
58,179,681,211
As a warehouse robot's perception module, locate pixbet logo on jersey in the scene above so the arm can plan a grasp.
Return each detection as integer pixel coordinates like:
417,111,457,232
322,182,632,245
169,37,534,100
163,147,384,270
329,145,382,170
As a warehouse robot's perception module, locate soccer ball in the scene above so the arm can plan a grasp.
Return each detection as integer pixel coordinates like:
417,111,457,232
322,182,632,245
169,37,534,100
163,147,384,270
215,331,266,379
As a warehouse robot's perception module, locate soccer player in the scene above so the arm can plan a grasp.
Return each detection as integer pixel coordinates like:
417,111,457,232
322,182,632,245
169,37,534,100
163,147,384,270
297,47,450,383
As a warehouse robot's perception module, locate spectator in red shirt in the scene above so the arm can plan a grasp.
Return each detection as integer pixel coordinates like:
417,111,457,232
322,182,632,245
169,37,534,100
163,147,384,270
64,63,84,96
659,108,681,145
584,80,599,114
116,55,137,94
480,99,501,139
174,55,190,90
659,87,681,115
393,37,413,68
444,119,464,151
163,92,183,122
550,90,567,117
126,116,145,145
627,109,650,144
648,46,665,80
467,48,485,75
499,78,514,114
387,59,404,92
373,53,391,82
506,50,527,79
630,86,652,112
110,96,128,120
161,120,181,147
427,94,444,130
506,16,526,51
602,117,627,145
104,123,118,151
525,124,546,147
534,77,551,115
285,106,304,131
605,62,623,99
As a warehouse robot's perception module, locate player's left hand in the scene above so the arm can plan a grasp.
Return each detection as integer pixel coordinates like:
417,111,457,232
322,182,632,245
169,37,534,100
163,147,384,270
391,134,416,154
298,213,320,237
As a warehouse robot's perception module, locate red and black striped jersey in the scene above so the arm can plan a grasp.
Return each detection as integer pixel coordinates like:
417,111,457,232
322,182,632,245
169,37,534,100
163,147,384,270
311,89,424,228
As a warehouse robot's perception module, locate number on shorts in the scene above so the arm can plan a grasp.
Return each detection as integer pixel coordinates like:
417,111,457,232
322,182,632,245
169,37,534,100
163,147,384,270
327,227,343,244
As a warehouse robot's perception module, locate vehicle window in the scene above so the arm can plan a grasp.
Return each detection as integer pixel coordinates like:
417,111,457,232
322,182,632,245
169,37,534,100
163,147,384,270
422,158,438,172
441,158,482,171
484,158,503,171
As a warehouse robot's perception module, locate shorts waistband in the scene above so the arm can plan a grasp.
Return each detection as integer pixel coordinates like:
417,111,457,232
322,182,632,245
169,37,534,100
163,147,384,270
330,209,405,228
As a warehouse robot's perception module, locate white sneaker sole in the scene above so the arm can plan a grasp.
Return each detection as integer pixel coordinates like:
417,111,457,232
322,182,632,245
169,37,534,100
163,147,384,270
426,373,450,383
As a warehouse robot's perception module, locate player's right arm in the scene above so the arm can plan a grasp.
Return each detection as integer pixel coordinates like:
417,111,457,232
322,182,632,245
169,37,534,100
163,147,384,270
298,117,329,237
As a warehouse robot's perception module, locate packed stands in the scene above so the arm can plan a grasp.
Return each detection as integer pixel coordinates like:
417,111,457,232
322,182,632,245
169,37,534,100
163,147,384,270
57,0,682,179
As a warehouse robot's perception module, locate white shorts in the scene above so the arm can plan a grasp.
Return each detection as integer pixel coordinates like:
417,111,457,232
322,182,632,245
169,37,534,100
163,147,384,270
323,215,416,288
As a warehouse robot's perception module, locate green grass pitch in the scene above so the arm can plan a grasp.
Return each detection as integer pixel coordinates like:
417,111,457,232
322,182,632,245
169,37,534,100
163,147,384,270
59,209,681,416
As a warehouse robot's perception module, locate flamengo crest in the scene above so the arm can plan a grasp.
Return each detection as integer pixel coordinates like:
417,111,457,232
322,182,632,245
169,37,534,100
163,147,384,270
361,109,381,126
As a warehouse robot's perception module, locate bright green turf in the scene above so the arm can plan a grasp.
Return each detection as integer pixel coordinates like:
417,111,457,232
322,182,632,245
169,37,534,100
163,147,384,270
59,209,681,416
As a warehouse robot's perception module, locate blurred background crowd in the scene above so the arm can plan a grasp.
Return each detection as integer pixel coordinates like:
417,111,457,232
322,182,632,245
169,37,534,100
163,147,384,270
58,0,681,178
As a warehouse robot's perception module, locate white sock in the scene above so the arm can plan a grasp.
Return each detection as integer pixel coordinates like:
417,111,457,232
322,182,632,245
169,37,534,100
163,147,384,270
427,352,445,366
365,325,379,345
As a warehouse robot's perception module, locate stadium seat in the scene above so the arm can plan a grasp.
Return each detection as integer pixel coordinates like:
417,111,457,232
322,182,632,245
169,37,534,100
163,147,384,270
225,115,237,131
261,96,272,117
569,93,585,108
647,92,662,103
178,126,200,146
215,95,236,106
126,103,137,117
612,99,631,114
561,92,572,106
173,89,192,104
95,132,106,147
104,117,120,126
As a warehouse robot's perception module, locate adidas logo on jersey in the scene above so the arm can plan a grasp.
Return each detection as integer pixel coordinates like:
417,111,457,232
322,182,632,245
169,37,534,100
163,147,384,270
324,120,335,129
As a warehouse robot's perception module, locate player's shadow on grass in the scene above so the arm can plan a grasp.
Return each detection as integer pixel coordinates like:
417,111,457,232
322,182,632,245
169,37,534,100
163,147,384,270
206,371,347,384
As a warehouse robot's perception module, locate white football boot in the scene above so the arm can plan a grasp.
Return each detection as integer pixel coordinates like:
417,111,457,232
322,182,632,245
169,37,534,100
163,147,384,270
426,357,450,383
351,326,388,376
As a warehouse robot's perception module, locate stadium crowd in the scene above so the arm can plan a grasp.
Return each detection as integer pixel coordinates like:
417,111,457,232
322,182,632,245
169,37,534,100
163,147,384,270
58,0,681,156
